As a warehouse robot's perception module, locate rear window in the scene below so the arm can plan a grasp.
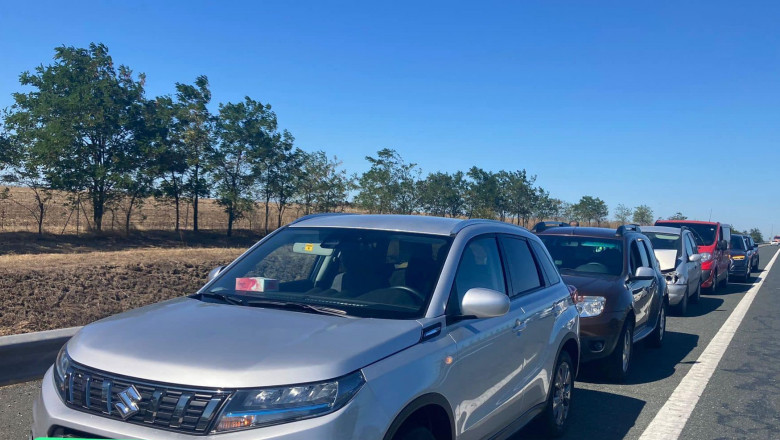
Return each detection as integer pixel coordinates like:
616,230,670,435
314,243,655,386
539,236,624,276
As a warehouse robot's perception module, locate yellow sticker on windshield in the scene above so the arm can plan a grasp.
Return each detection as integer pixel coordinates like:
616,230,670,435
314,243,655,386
305,243,314,252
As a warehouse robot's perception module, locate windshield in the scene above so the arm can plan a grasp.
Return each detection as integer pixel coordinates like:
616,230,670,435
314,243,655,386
205,227,452,319
656,222,716,246
731,235,746,250
539,235,624,276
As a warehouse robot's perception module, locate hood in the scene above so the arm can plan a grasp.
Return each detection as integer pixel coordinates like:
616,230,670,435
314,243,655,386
560,273,623,298
730,249,747,256
653,249,679,272
67,297,423,388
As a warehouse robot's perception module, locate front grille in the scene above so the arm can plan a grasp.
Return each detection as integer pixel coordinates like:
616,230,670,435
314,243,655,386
63,363,232,435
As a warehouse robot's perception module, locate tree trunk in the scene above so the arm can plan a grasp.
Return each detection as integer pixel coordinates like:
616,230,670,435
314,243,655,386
193,165,200,232
37,202,44,235
264,195,271,236
227,207,234,237
278,203,285,229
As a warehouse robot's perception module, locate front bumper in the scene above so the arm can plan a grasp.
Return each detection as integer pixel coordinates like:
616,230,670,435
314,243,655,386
33,367,388,440
579,311,625,363
666,283,687,306
729,259,748,275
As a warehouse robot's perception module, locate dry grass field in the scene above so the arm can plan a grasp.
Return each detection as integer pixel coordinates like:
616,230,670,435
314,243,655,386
0,186,309,234
0,247,246,336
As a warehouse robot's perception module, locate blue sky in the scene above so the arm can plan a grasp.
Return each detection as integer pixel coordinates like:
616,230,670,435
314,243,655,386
1,1,779,237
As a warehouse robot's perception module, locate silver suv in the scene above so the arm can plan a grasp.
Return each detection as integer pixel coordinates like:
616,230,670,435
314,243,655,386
33,214,580,440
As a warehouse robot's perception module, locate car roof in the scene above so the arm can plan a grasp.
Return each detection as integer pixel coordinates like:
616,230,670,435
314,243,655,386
656,220,719,226
288,213,525,236
640,226,682,235
537,226,630,239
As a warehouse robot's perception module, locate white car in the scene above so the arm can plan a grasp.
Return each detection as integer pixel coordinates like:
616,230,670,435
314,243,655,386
772,236,780,245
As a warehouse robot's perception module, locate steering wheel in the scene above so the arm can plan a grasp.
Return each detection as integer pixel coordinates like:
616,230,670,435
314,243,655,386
388,285,427,304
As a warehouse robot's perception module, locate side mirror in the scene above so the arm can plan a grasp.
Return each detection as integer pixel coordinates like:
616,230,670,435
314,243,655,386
207,266,225,282
631,266,656,281
689,254,702,262
718,240,728,250
460,288,510,319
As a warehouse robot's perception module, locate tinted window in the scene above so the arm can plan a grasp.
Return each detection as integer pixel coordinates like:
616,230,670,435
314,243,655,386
500,237,543,295
539,235,624,276
454,236,507,301
531,240,561,285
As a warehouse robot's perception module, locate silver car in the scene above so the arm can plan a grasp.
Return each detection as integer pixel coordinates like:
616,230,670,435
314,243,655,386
641,226,702,316
33,214,580,440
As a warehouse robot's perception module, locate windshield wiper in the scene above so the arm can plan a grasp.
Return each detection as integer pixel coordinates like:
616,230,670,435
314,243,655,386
243,299,351,318
197,291,245,306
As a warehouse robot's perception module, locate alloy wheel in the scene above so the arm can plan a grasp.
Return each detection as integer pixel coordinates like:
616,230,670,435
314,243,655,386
552,361,572,427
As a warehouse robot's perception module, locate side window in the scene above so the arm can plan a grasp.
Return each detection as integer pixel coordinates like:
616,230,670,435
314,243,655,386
684,234,696,257
629,240,648,273
500,237,543,296
639,240,657,269
453,236,507,305
530,240,561,285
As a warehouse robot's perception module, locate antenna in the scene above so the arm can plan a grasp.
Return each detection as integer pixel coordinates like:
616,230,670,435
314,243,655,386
708,208,712,222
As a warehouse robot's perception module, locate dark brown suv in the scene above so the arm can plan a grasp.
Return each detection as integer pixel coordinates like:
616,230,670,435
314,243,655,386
539,225,668,382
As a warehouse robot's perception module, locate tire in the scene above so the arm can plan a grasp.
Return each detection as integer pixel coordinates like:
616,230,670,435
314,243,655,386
538,351,574,438
707,271,718,294
721,269,729,288
395,426,436,440
604,319,634,383
647,300,666,348
673,287,688,316
690,282,701,304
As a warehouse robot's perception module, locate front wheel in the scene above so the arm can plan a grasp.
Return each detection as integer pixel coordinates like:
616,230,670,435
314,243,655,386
604,319,634,382
538,351,574,437
673,287,688,316
707,271,718,294
691,282,701,304
647,301,666,348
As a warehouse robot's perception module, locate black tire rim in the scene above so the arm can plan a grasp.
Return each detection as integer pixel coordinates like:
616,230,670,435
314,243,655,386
552,360,572,427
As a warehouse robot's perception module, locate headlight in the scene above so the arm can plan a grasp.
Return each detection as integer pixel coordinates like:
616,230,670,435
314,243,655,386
699,252,712,262
53,346,72,402
578,296,606,317
665,272,685,284
215,371,365,432
731,255,745,261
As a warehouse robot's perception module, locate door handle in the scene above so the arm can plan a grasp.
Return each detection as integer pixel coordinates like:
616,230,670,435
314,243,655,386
514,319,527,334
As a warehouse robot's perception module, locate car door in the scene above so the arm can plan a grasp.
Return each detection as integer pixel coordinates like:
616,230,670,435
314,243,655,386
445,235,528,440
498,235,555,410
627,239,653,331
639,238,662,322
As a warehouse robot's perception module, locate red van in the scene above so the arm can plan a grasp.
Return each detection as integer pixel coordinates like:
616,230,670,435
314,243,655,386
654,220,731,292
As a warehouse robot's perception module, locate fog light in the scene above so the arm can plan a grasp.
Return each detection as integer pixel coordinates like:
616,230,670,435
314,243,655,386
590,341,605,352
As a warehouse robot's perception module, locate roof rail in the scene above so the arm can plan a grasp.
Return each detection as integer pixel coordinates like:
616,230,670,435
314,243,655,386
288,212,355,225
616,224,642,236
450,219,527,235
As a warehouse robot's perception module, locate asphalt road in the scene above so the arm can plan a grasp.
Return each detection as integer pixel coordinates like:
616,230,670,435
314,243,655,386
1,246,778,440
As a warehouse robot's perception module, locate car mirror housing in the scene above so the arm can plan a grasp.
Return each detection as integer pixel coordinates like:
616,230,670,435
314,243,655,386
631,266,656,281
207,266,225,282
689,254,702,262
718,240,728,250
460,288,510,319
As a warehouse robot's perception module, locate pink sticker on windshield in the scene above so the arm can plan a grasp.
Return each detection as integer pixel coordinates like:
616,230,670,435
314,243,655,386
236,277,279,293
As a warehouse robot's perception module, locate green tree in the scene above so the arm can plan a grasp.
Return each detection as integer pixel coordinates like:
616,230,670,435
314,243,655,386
271,147,305,228
148,95,188,231
614,204,633,225
749,228,764,244
533,188,558,224
355,149,420,214
632,204,654,225
6,43,147,232
573,196,609,226
176,75,214,232
215,97,277,236
501,170,537,226
464,167,500,219
296,151,353,215
668,212,687,220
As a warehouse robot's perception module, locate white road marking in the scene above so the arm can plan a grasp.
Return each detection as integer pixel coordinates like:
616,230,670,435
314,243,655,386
638,248,780,440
